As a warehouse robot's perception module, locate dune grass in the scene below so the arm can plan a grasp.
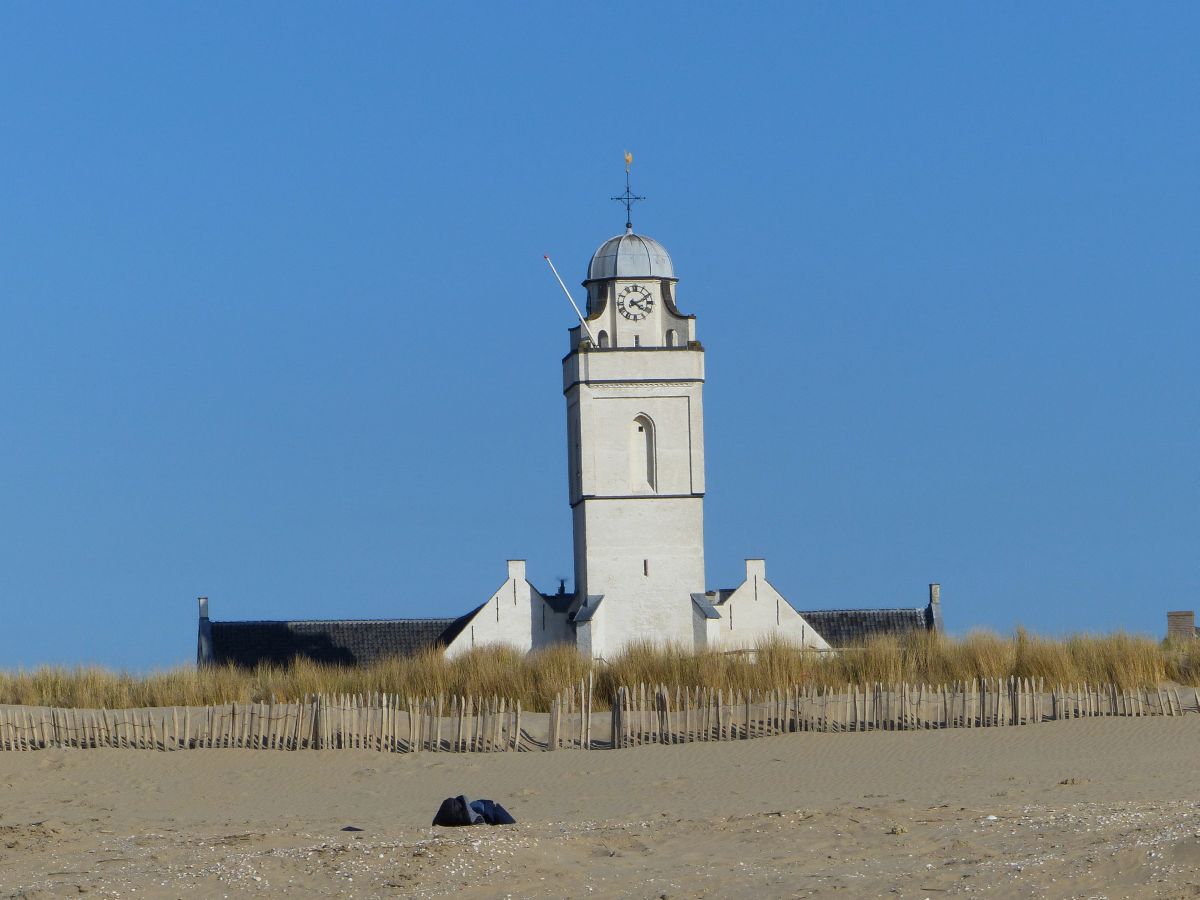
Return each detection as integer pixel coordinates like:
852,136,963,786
2,630,1197,711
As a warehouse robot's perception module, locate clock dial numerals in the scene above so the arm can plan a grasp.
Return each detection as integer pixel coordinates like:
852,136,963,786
617,284,654,321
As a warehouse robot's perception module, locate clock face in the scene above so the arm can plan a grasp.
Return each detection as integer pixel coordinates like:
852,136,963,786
617,284,654,321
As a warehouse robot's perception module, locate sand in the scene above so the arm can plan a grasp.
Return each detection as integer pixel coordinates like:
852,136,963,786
3,716,1200,898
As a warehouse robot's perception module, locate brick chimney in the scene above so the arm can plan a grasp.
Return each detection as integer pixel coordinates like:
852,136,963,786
1167,610,1196,642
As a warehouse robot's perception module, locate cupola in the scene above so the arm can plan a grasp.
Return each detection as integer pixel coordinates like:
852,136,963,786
586,232,675,281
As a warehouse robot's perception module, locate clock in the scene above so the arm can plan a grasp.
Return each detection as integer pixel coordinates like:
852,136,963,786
616,284,654,320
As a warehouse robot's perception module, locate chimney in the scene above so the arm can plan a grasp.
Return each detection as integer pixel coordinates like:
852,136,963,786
507,559,526,582
1167,610,1196,642
927,583,944,633
196,596,214,666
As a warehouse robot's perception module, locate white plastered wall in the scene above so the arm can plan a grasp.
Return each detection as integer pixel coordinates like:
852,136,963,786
564,344,707,659
573,498,703,657
691,601,710,648
703,604,723,648
710,559,831,652
443,560,573,658
574,599,603,660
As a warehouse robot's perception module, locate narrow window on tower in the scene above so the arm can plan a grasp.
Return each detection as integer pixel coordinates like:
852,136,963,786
643,559,649,576
630,415,656,492
666,329,678,347
597,330,609,348
634,334,641,347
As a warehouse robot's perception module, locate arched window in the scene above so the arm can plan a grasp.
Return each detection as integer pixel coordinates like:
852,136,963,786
665,329,678,347
630,415,656,492
597,330,609,348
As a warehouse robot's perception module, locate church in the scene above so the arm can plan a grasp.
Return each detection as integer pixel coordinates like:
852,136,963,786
198,191,943,666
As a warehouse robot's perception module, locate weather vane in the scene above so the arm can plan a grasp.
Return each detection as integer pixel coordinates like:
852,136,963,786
611,150,645,233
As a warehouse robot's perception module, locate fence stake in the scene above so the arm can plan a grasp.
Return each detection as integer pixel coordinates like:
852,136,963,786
575,682,583,750
510,698,520,752
587,672,595,749
246,699,257,748
610,689,619,749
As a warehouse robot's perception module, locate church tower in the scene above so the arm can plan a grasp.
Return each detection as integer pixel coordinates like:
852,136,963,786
563,217,706,659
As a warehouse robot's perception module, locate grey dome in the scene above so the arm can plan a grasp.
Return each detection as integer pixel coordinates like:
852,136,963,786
587,231,674,281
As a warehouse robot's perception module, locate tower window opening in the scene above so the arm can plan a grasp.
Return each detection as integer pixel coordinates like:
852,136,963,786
597,330,609,348
634,334,641,347
643,559,649,576
666,329,678,347
630,414,656,492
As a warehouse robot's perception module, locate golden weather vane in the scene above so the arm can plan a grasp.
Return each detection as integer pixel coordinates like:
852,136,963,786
612,150,644,233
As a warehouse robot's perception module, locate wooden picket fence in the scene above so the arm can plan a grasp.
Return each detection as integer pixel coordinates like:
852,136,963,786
0,678,1191,752
608,678,1192,747
0,693,535,753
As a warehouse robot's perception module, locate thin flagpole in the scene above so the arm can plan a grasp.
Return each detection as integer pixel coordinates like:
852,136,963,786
544,255,598,345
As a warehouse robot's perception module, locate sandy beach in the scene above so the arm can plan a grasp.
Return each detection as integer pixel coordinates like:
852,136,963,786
3,716,1200,898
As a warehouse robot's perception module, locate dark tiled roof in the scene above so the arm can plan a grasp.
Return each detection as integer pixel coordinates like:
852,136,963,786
210,611,477,667
797,607,934,649
544,591,575,614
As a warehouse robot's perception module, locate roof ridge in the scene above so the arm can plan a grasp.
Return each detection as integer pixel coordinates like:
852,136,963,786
212,617,459,625
798,607,925,614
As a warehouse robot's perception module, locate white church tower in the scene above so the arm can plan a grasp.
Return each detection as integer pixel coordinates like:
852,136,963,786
197,166,933,665
564,187,707,658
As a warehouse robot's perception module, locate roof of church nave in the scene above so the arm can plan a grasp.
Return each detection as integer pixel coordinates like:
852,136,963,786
587,230,674,281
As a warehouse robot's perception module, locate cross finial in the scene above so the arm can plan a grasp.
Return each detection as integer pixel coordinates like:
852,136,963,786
611,150,644,233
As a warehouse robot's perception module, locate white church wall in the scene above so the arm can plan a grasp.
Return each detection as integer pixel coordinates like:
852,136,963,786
710,559,831,652
692,603,708,648
704,607,724,648
573,496,704,654
566,356,706,500
583,391,701,496
564,346,705,393
443,560,571,658
564,336,707,658
575,600,603,660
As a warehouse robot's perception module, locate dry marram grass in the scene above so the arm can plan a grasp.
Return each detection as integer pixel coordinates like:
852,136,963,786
2,630,1196,710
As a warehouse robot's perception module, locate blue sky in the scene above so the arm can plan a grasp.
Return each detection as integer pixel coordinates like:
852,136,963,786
1,4,1196,670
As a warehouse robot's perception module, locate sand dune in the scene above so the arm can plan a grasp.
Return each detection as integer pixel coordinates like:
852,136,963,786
3,717,1200,897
